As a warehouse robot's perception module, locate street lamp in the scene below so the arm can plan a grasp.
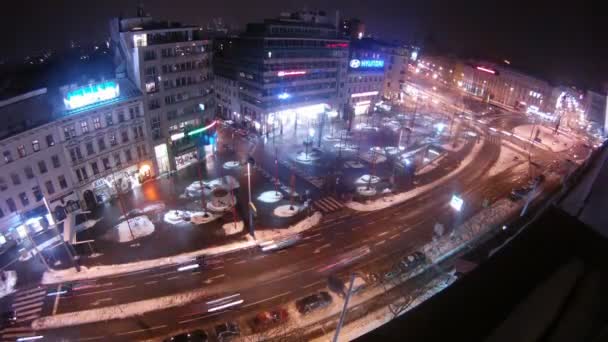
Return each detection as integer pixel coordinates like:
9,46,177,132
246,157,256,236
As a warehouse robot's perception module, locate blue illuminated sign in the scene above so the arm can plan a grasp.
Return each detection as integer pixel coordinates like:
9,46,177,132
63,81,120,110
349,59,384,69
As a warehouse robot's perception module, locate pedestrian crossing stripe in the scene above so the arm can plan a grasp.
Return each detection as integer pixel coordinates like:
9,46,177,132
313,197,344,212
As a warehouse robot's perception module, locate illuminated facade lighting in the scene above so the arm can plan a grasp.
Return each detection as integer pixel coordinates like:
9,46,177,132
351,91,379,98
170,132,185,141
326,43,349,48
277,70,306,77
476,66,496,74
63,81,120,109
187,120,217,136
349,59,384,69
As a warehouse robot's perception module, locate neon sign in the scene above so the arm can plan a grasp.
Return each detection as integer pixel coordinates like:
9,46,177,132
476,66,496,74
187,120,217,136
326,43,349,48
277,70,306,77
349,59,384,69
63,81,120,110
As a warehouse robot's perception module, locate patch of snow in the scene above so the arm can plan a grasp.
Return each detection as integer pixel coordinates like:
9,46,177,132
223,161,240,169
415,154,446,176
114,215,154,243
360,151,387,164
514,124,576,153
489,143,526,176
441,139,465,152
384,146,400,155
254,212,322,241
273,204,302,217
356,186,377,197
0,270,17,299
355,175,380,185
41,236,256,284
258,191,283,203
334,142,357,151
222,221,244,235
142,202,166,213
345,160,365,169
346,135,484,211
296,151,321,163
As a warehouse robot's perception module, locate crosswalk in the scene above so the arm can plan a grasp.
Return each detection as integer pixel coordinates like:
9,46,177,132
313,196,344,213
1,287,46,340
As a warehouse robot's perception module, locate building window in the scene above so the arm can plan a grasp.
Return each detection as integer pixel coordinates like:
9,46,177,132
102,157,110,170
0,177,7,191
64,125,76,140
114,153,121,166
121,130,129,143
46,134,55,147
80,121,89,133
109,133,117,146
11,173,20,185
129,106,140,119
93,117,101,129
138,126,144,138
105,112,113,126
24,166,34,179
58,175,68,189
149,99,161,110
6,198,16,212
75,169,83,182
45,180,55,195
0,207,3,218
133,127,139,139
32,186,43,201
98,138,106,151
19,192,29,206
151,116,161,139
18,145,26,158
69,147,83,162
38,160,48,174
140,144,147,156
3,151,12,163
125,149,132,162
118,110,125,123
32,140,40,152
52,155,61,168
91,161,99,175
86,142,95,156
81,167,88,180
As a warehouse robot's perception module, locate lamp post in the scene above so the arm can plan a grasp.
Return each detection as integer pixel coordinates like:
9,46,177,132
246,158,256,236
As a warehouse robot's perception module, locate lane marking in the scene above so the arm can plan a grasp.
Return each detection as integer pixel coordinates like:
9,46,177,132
1,333,36,338
402,227,412,233
14,287,44,296
52,284,61,315
242,291,292,308
12,297,43,309
302,280,324,289
167,276,181,281
144,281,158,285
234,260,247,265
178,312,222,325
76,336,106,341
17,307,42,317
378,231,389,237
72,285,135,297
208,274,225,281
17,314,40,322
314,243,331,254
115,325,167,336
211,265,224,270
13,291,45,302
12,302,43,312
389,234,400,240
375,240,386,246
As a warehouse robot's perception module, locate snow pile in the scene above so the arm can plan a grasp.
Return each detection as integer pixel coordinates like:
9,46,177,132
222,221,244,235
41,236,257,284
223,161,240,169
296,151,321,163
185,176,240,197
356,186,377,197
346,135,484,211
334,142,357,151
0,270,17,299
254,212,322,241
258,191,283,203
273,204,302,217
114,215,154,243
345,160,365,169
164,210,220,225
355,175,380,185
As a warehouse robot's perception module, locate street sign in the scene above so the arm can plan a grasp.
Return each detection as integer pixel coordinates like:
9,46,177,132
449,194,464,212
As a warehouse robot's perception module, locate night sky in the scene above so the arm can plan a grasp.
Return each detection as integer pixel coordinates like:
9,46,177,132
1,0,603,89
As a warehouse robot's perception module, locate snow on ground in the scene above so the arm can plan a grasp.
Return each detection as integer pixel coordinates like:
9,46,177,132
41,236,256,284
254,212,322,241
514,124,576,153
384,146,400,155
334,142,357,151
356,186,377,197
0,270,17,299
415,154,446,176
114,215,154,243
273,204,302,217
489,143,526,176
355,175,380,185
345,160,365,169
346,135,484,211
223,161,240,169
296,151,321,163
19,235,61,261
222,221,244,235
441,138,466,152
190,212,220,225
360,151,387,164
258,191,283,203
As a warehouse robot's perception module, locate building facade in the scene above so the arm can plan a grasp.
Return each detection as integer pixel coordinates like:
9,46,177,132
213,11,349,137
111,14,215,173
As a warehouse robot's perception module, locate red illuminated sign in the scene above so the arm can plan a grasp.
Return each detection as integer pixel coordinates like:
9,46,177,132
326,43,349,48
277,70,307,77
476,66,496,74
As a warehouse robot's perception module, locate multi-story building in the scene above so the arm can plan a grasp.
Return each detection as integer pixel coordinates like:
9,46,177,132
456,61,555,113
583,90,608,135
111,11,215,173
381,44,413,101
343,39,387,120
213,11,349,137
340,18,365,40
54,79,153,210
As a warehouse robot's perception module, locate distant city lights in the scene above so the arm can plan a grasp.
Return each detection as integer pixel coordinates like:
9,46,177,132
277,70,306,77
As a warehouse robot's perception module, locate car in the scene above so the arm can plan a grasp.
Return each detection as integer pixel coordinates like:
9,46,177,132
384,269,400,281
1,311,17,329
164,330,208,342
296,291,332,315
215,322,240,342
252,309,288,332
400,255,416,271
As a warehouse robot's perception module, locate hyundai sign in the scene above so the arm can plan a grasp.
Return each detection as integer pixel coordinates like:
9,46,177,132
349,59,384,69
63,81,120,110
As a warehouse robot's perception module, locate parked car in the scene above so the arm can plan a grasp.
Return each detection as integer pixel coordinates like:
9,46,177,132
296,292,332,315
252,309,288,332
215,322,240,342
510,187,532,201
384,269,400,281
165,330,208,342
1,311,17,329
